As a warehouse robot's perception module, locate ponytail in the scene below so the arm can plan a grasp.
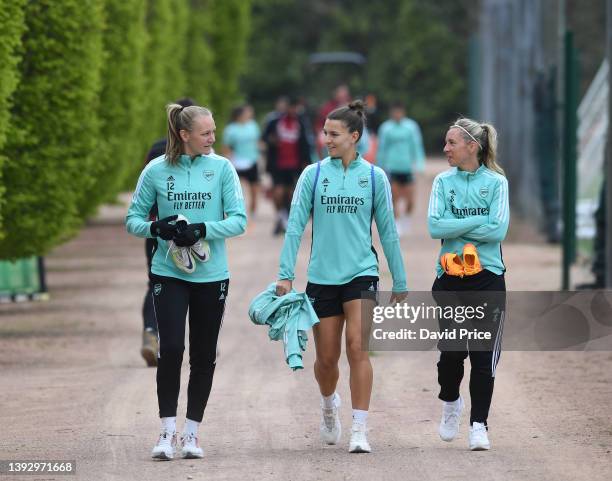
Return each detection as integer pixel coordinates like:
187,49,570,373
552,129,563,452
165,104,212,165
480,123,503,175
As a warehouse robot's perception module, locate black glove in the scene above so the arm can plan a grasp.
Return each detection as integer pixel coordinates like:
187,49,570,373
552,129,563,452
150,215,179,240
173,222,206,247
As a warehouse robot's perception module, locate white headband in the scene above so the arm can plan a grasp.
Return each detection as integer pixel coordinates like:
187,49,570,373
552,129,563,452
452,124,482,150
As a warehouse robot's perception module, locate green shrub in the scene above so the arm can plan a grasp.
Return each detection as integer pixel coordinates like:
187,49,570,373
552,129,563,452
205,0,251,128
81,0,147,217
0,0,26,240
123,0,190,189
0,0,103,259
183,0,214,107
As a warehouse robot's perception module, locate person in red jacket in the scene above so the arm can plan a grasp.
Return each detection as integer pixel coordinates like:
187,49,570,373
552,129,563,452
262,97,312,235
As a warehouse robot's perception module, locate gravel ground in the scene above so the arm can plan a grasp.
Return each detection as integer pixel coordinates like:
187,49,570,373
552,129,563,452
1,159,610,481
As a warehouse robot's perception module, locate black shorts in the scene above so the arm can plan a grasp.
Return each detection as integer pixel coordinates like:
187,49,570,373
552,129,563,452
236,164,259,183
271,169,300,187
306,276,379,318
389,172,414,185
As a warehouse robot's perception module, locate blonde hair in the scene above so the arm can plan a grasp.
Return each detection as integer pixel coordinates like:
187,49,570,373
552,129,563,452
165,104,212,165
451,117,504,176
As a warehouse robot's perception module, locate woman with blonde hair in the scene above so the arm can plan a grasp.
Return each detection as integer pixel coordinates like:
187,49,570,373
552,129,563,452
126,104,246,460
427,118,508,451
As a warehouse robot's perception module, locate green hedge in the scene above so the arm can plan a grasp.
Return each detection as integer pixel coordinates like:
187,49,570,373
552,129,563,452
204,0,251,129
183,0,215,107
0,1,251,259
82,0,147,217
0,0,103,259
0,0,26,241
122,0,190,189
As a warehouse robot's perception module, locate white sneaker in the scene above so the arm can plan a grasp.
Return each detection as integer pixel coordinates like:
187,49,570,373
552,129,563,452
151,430,177,460
168,241,195,274
349,422,371,453
320,393,341,445
190,239,211,263
180,433,204,459
469,422,490,451
439,396,464,442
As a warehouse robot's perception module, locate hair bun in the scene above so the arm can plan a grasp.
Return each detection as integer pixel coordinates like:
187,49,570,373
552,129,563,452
348,99,365,115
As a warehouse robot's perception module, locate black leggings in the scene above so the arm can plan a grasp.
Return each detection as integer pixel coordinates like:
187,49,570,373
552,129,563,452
432,269,506,425
151,274,228,422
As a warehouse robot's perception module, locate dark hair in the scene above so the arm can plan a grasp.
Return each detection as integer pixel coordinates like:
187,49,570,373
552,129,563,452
165,104,212,165
230,105,244,122
390,101,405,110
287,95,300,107
327,99,366,140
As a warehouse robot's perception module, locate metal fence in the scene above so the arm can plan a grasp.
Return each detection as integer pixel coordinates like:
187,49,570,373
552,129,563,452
576,59,608,259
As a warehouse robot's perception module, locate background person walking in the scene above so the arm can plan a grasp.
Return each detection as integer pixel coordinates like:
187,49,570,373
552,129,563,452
126,103,246,460
262,97,312,235
276,100,407,453
427,118,509,451
377,101,425,234
222,104,261,217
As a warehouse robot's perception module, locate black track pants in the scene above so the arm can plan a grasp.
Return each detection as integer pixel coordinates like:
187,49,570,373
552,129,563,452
432,269,506,425
151,274,228,422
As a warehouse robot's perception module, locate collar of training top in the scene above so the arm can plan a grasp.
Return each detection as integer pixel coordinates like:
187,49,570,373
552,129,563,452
454,164,486,177
328,154,366,169
177,153,211,165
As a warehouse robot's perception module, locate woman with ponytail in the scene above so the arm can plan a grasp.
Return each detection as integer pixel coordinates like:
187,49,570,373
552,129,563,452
427,117,509,451
126,104,246,460
275,100,408,453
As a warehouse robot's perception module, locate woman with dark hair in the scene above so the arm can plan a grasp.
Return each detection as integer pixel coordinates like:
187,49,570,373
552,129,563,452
276,100,407,453
126,103,246,460
377,101,425,234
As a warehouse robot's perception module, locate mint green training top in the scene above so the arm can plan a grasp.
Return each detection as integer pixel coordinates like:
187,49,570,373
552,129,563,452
279,155,407,292
377,118,425,174
222,120,260,170
126,153,247,282
427,165,509,277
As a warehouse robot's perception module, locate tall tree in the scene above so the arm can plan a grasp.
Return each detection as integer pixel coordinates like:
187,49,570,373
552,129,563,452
243,0,468,149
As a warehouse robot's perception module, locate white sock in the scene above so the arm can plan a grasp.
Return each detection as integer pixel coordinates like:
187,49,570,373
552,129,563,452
161,417,176,433
183,418,200,436
352,409,368,425
322,393,336,409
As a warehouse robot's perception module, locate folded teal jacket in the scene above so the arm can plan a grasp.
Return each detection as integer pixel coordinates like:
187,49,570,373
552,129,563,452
249,283,319,371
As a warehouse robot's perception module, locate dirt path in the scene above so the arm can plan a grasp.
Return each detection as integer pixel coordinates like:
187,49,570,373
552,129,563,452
1,159,611,480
